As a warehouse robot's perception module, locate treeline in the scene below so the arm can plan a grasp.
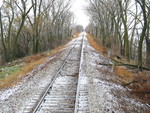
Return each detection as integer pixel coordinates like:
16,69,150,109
0,0,75,63
85,0,150,69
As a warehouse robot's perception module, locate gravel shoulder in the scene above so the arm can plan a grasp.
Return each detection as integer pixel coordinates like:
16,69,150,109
82,35,149,113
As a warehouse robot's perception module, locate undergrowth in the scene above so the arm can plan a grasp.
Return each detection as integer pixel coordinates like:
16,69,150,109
0,34,79,90
0,65,21,79
86,33,132,80
86,34,107,54
129,72,150,104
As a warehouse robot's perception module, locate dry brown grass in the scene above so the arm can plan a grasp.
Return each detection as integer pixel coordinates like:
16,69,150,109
0,55,46,89
0,34,80,90
86,33,107,54
115,67,150,104
86,33,150,104
0,48,63,90
74,33,80,38
25,54,46,63
129,71,150,103
115,66,133,81
0,50,61,90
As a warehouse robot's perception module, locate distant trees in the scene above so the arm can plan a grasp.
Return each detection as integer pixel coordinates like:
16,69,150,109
86,0,150,69
0,0,74,63
72,25,84,35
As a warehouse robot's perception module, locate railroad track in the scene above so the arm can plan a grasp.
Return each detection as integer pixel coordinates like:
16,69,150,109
23,34,90,113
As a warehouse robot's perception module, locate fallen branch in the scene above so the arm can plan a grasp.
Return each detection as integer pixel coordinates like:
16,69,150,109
110,57,150,71
98,62,123,66
98,63,113,66
122,79,148,87
131,90,150,93
122,81,139,87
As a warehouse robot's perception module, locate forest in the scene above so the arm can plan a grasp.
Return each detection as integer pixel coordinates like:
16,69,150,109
85,0,150,69
0,0,150,70
0,0,77,64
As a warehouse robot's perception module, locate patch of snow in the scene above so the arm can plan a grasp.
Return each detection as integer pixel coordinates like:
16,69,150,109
0,37,80,113
83,35,149,113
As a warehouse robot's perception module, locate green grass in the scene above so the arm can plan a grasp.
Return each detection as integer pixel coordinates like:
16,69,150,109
0,65,21,79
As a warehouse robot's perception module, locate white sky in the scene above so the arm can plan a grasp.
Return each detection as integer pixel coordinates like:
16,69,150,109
71,0,89,28
0,1,2,7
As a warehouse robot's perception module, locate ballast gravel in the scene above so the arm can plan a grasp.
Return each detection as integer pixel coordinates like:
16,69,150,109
0,33,149,113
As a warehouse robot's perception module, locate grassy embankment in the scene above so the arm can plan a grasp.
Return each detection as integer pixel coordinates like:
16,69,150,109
86,33,150,104
0,34,80,90
86,33,132,80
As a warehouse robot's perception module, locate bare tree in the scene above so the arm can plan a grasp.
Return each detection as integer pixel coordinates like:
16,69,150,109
0,0,74,63
135,0,149,67
0,0,33,61
86,0,150,68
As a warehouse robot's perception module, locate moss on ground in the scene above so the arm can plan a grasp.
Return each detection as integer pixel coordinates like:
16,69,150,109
0,65,21,79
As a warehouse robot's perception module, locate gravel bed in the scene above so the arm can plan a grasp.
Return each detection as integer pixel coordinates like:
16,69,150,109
0,38,78,113
82,36,149,113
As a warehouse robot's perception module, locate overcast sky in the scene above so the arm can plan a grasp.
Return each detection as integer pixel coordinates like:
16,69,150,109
0,1,2,7
71,0,89,28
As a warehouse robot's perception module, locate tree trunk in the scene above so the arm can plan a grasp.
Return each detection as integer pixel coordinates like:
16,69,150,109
7,18,14,62
137,0,147,66
146,40,150,69
13,16,26,59
146,6,150,69
0,10,8,62
130,2,138,60
118,0,130,61
124,29,130,61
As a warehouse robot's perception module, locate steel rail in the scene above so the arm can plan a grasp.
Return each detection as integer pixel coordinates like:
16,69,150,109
74,34,85,113
32,37,81,113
